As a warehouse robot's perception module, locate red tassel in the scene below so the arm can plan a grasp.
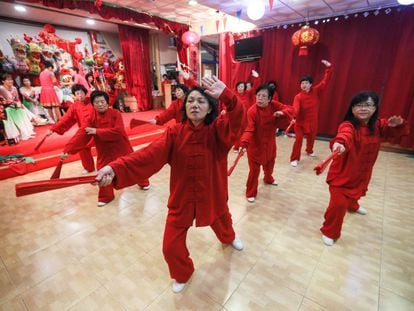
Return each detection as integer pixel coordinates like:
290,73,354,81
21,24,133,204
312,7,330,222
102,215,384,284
34,134,48,151
50,159,64,179
299,46,308,56
216,20,220,32
269,0,274,11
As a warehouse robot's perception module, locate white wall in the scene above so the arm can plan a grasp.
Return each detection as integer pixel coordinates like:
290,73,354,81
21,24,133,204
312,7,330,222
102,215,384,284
158,32,177,65
0,20,91,59
101,32,121,58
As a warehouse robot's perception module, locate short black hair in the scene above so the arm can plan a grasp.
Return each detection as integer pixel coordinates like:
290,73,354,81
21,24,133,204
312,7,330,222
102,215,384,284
236,81,246,91
90,90,109,104
70,66,80,73
300,75,313,84
71,84,88,95
43,61,54,69
1,73,13,83
181,86,219,125
343,91,380,134
255,84,274,100
175,83,189,94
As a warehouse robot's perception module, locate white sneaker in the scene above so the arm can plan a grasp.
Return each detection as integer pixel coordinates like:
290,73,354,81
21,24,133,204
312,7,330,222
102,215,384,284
82,169,91,175
291,160,298,167
172,280,186,293
141,185,151,190
231,238,244,251
356,207,367,215
307,153,316,157
271,180,278,186
97,202,107,207
322,235,334,246
247,197,255,203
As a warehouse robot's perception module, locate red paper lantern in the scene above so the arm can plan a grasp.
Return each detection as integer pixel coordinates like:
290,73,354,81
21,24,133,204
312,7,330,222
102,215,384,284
181,31,200,46
291,25,320,56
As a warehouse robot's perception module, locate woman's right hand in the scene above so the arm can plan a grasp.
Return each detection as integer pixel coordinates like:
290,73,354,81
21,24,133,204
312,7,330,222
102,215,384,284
332,142,345,154
95,165,115,187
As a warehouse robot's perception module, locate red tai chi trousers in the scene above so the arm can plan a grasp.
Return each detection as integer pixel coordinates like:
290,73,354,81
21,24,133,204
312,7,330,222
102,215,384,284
320,186,360,240
162,212,236,283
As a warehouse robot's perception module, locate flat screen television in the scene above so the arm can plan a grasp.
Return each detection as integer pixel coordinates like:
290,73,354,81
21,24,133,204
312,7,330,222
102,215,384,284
234,36,263,61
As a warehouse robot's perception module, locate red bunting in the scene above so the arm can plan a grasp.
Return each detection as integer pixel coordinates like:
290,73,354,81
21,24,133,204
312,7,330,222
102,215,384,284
269,0,274,11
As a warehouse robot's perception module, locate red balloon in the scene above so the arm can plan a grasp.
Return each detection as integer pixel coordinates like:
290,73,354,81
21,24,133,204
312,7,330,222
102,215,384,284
181,31,200,46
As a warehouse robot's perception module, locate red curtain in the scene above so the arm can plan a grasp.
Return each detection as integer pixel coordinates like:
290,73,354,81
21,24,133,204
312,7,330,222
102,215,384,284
118,25,152,111
219,7,414,148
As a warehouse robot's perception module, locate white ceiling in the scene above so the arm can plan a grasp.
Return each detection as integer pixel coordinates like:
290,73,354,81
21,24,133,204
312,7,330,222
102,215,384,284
0,0,405,35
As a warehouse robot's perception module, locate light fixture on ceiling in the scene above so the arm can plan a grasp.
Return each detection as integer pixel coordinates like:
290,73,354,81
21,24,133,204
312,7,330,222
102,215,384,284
397,0,414,5
188,0,198,5
247,1,265,21
86,19,95,25
14,5,27,12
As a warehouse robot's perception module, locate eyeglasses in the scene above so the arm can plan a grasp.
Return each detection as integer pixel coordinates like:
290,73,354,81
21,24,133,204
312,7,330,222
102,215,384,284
353,102,375,109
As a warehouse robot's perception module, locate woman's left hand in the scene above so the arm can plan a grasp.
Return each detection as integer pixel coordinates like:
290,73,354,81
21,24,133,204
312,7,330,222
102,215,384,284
201,76,226,99
388,115,403,127
85,127,97,135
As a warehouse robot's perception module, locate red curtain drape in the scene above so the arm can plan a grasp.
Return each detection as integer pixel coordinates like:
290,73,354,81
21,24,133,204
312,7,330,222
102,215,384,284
118,25,152,111
219,7,414,148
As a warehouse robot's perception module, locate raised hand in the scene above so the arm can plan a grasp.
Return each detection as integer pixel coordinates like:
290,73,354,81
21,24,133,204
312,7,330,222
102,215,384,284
201,76,226,99
321,60,331,67
95,165,115,187
251,70,259,78
388,115,403,127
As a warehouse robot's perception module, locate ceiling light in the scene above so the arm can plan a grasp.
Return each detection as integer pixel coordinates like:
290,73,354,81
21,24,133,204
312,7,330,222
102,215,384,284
397,0,414,5
247,1,265,21
86,19,95,25
188,0,198,5
14,5,27,12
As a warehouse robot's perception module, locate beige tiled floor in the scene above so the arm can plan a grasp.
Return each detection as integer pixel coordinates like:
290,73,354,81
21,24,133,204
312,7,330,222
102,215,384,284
1,137,413,310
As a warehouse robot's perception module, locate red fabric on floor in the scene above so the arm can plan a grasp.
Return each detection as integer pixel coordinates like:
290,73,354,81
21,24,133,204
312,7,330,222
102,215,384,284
0,110,170,180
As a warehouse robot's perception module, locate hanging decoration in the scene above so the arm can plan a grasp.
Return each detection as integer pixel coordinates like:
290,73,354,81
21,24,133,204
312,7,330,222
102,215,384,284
216,20,220,32
223,15,228,30
181,30,200,46
291,25,320,56
236,9,242,22
269,0,274,11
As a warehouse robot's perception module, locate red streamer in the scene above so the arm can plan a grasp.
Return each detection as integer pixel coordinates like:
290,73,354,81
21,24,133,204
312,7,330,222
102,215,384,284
314,149,340,175
16,176,97,197
228,150,245,176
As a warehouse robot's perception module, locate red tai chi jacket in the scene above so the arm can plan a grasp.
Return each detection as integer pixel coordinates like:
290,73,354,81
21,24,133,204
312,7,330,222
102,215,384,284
63,108,134,170
293,67,332,133
241,101,294,164
327,119,409,198
108,88,243,227
155,98,184,125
